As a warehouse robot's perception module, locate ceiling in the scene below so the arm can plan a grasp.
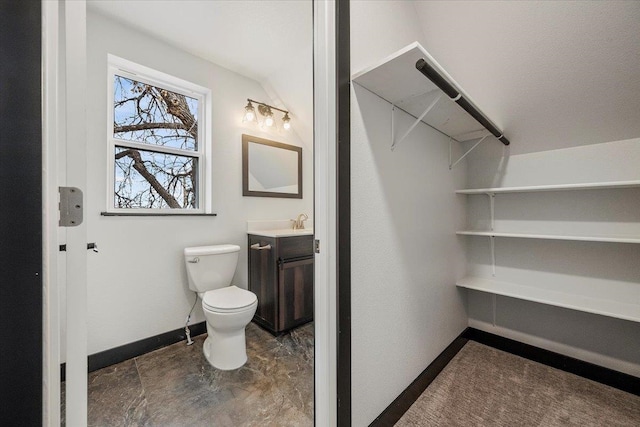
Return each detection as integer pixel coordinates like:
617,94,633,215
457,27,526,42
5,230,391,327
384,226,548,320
88,1,639,155
87,0,312,84
412,1,640,154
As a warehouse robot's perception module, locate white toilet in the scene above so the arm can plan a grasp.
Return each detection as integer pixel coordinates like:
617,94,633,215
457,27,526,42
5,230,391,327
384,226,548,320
183,244,258,370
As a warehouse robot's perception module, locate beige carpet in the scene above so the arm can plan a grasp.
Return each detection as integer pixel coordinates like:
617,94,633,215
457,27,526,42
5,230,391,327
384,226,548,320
397,341,640,426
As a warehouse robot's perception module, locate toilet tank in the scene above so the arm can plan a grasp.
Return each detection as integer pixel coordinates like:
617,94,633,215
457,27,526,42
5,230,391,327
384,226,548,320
184,244,240,293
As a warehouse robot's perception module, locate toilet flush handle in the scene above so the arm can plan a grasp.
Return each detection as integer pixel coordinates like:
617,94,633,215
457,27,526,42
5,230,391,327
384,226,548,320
188,257,200,263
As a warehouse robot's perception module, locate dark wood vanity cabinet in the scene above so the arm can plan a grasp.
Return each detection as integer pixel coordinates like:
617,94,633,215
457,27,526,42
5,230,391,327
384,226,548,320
248,234,314,334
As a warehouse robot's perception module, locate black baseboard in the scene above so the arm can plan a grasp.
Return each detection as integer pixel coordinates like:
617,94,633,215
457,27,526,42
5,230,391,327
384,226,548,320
369,333,469,427
61,321,206,382
463,327,640,396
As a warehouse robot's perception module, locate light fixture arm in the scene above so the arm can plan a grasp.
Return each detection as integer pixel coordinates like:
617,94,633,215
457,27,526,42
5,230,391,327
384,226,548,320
247,98,289,115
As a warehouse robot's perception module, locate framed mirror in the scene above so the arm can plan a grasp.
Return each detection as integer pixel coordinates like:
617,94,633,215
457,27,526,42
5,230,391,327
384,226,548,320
242,134,302,198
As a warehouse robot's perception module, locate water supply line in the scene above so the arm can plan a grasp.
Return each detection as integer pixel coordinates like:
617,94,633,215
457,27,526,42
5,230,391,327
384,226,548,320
185,292,198,346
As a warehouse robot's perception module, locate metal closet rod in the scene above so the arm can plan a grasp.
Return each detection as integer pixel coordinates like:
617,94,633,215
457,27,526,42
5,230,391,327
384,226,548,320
415,58,510,146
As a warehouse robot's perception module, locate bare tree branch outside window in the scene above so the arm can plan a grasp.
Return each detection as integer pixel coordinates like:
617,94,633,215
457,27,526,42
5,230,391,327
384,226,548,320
113,75,199,209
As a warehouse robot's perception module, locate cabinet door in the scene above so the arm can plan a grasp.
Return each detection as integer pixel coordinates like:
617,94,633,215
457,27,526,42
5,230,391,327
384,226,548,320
278,257,314,331
248,236,277,331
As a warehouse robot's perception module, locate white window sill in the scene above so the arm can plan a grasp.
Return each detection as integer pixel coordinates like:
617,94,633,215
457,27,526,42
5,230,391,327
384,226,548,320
100,212,217,217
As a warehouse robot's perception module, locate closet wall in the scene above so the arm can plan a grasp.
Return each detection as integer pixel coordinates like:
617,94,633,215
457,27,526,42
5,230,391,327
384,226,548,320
462,138,640,376
350,2,467,425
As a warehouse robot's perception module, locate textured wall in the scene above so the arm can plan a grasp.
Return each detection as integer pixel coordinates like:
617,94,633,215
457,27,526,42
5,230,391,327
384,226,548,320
351,2,468,424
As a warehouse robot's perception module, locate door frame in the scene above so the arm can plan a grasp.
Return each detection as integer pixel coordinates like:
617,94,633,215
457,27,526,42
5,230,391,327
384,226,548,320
335,0,351,424
43,0,342,425
313,0,338,425
42,0,89,425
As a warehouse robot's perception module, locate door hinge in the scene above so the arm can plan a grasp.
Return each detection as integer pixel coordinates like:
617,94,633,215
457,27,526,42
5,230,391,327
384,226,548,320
59,187,83,227
314,239,320,254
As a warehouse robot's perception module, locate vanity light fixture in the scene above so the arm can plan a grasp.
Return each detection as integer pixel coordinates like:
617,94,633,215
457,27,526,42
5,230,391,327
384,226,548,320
243,98,291,130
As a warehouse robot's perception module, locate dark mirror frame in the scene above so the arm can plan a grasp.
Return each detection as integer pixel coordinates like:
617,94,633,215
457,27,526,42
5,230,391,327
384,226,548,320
242,134,303,199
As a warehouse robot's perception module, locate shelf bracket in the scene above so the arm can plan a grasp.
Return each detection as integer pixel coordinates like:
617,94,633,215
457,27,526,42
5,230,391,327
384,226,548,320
391,93,442,151
487,193,496,231
492,294,497,326
391,104,395,148
490,235,496,277
449,135,489,169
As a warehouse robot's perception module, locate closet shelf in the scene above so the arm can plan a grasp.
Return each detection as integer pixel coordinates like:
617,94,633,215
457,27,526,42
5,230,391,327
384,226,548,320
352,42,509,146
457,276,640,323
456,180,640,195
456,230,640,244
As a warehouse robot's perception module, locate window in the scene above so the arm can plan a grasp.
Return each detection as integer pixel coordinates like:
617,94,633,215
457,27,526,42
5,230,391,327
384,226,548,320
107,56,211,213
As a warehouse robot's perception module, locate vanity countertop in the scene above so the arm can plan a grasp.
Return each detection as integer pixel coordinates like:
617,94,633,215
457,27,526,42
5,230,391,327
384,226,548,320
248,228,314,238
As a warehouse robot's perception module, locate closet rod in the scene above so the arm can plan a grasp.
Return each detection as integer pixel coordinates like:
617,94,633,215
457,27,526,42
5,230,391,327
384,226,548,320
415,58,510,146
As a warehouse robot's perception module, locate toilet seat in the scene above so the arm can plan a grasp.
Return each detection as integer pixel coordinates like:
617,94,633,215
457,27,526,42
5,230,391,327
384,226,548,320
202,286,257,313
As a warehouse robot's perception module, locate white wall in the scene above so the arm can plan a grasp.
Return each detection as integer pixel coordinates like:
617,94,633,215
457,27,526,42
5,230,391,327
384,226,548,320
351,2,468,425
464,138,640,376
264,45,314,151
85,11,313,355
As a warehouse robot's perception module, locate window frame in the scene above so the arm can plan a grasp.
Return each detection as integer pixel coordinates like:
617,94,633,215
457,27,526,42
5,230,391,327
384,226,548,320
106,55,212,214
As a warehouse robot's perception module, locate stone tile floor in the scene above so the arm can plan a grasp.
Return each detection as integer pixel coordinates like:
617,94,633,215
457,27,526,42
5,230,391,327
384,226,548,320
63,322,314,426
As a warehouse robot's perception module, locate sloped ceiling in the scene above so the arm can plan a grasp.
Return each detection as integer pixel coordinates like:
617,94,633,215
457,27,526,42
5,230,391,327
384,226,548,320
412,1,640,154
87,0,311,84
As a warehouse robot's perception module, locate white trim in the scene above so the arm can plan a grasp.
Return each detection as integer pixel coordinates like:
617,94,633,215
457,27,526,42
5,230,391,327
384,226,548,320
112,138,203,158
42,1,60,424
313,1,338,425
105,55,212,214
64,0,88,424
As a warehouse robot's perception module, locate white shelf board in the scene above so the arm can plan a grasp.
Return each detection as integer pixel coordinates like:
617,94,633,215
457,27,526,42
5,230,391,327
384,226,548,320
456,180,640,195
456,230,640,244
351,42,487,142
457,276,640,323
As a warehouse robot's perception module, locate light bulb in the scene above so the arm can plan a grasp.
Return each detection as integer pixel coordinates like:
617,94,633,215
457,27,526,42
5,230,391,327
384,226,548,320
265,115,274,127
282,112,291,130
243,101,256,122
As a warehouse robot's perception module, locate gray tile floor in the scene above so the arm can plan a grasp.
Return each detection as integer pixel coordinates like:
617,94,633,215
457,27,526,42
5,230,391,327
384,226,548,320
65,322,314,426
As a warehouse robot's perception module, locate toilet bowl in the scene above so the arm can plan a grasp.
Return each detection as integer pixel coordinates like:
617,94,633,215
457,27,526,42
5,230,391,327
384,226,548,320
201,286,257,370
184,245,258,370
